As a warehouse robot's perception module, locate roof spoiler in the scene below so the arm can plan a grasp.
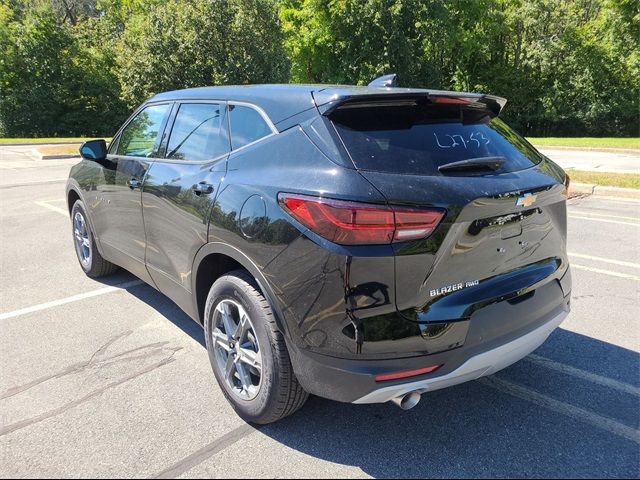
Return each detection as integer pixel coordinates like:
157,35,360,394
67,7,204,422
315,90,507,117
368,74,398,88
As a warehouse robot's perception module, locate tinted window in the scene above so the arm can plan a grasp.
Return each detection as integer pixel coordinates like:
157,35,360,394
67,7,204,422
330,102,544,175
116,104,170,157
166,103,229,161
229,105,272,149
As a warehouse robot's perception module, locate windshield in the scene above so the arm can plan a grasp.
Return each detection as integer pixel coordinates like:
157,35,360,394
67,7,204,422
330,102,544,175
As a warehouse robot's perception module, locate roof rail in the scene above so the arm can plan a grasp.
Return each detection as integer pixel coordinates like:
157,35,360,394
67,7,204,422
368,74,397,88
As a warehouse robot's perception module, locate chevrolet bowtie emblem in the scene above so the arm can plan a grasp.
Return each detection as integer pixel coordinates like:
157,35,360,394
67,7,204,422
516,193,536,207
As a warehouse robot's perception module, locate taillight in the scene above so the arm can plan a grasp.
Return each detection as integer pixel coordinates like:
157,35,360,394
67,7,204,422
278,193,445,245
564,174,571,197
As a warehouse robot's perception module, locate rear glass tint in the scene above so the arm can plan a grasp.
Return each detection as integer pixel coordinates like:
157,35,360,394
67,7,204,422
330,102,544,175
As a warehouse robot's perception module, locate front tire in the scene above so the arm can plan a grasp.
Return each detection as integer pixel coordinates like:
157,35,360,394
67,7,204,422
204,270,308,424
71,200,118,278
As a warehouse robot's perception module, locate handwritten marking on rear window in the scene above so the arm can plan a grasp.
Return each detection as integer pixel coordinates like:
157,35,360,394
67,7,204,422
434,132,490,149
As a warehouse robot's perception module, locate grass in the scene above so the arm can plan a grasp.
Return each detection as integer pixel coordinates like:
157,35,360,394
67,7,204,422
528,137,640,149
567,169,640,189
36,145,80,156
0,137,110,144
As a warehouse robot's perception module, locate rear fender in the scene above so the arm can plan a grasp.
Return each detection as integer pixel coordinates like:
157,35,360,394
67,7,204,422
190,242,288,336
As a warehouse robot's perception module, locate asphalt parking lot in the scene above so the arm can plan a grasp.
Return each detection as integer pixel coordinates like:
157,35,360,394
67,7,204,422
1,146,638,478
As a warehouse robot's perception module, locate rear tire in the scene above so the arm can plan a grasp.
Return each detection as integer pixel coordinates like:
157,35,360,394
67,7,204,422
71,200,118,278
204,270,308,424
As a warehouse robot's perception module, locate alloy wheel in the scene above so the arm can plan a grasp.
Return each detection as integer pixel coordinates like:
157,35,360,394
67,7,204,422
73,211,92,268
211,299,263,400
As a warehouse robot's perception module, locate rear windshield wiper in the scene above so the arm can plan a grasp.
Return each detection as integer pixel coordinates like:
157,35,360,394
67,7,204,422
438,156,505,173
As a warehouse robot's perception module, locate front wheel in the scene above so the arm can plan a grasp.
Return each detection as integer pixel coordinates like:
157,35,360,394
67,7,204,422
71,200,118,278
204,270,308,424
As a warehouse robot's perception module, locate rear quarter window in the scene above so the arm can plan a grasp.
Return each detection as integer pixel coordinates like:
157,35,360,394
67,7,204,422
330,102,544,175
229,105,273,150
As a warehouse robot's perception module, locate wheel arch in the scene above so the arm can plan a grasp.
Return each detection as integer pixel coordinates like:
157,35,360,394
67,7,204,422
66,185,82,216
191,242,288,336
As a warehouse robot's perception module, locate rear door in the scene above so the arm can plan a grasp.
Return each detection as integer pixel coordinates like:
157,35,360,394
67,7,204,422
327,98,570,327
99,102,172,283
142,102,230,316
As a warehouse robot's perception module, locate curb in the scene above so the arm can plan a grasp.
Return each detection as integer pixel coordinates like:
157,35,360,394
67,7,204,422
534,145,640,155
571,182,640,199
31,148,80,161
37,154,81,160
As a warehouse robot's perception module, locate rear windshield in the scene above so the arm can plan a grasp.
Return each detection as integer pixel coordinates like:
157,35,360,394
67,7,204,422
329,102,544,175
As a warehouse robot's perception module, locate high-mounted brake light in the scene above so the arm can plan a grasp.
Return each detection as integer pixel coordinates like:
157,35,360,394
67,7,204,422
278,193,445,245
374,364,442,382
432,96,471,105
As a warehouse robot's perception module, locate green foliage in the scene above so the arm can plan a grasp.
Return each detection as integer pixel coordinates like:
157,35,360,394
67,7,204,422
116,0,289,108
0,0,637,137
0,1,126,136
280,0,639,136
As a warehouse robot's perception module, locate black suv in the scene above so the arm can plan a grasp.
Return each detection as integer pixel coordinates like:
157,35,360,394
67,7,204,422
67,80,571,424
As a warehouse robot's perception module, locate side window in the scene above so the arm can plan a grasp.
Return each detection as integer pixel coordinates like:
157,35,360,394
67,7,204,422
166,103,229,161
229,105,273,150
116,104,171,157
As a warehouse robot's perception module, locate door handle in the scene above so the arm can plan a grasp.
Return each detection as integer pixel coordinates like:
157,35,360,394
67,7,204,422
127,178,142,189
192,182,214,196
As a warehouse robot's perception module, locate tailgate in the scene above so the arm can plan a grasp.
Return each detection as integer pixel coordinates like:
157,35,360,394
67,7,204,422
359,163,570,322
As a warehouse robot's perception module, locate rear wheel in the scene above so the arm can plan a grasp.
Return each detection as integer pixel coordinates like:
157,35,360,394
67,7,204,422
71,200,118,278
204,270,308,424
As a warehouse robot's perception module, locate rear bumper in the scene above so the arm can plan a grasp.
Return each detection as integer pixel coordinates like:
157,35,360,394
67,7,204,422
287,303,568,404
354,309,566,404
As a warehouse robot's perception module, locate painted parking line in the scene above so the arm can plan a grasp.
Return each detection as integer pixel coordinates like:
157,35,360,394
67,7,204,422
526,354,640,397
0,179,67,189
568,215,639,227
34,200,68,216
568,252,640,269
571,263,640,281
0,280,145,321
568,211,640,222
480,376,640,445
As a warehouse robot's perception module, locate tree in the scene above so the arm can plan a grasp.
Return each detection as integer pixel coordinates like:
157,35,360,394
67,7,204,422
0,4,77,136
279,0,638,136
0,1,126,136
116,0,290,108
0,0,637,137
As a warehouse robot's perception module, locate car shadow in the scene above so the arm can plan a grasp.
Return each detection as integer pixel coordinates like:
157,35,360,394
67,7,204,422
260,329,639,478
107,272,206,347
110,273,639,478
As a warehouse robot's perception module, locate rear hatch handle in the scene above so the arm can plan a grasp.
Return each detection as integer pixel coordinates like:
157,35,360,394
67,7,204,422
438,156,505,174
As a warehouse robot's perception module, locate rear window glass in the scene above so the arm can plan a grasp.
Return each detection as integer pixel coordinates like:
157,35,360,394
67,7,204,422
330,102,544,175
166,103,228,161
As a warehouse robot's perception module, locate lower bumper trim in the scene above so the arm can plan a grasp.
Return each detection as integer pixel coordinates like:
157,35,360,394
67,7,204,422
353,310,567,404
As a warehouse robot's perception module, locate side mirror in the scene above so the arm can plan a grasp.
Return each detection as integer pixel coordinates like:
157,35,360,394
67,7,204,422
79,139,107,161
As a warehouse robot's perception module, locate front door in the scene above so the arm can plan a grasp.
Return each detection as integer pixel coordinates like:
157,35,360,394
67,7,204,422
100,102,173,283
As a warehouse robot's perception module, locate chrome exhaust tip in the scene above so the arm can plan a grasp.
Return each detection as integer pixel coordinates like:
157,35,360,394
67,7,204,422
391,391,421,410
